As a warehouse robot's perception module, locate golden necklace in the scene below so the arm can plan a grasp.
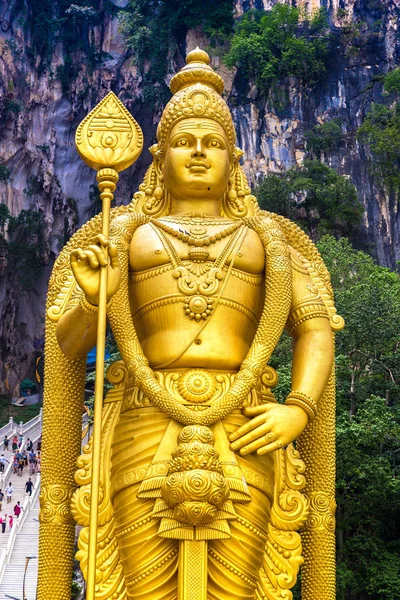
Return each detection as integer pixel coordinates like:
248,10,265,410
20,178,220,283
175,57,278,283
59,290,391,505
149,220,244,321
151,218,241,262
160,213,234,226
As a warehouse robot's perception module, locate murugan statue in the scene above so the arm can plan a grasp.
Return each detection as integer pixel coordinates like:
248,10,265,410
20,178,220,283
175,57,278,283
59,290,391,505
37,49,343,600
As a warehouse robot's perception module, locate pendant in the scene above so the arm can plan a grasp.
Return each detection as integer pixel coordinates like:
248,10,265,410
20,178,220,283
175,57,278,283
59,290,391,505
184,296,213,321
188,246,210,262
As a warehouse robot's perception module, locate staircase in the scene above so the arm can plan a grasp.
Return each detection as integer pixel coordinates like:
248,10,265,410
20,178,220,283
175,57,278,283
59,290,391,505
0,499,39,600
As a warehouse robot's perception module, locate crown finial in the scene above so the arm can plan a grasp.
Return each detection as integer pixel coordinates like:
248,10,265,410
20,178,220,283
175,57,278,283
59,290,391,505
169,47,224,95
186,47,211,65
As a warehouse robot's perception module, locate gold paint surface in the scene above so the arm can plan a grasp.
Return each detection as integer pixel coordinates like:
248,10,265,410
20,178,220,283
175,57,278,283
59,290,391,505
38,49,342,600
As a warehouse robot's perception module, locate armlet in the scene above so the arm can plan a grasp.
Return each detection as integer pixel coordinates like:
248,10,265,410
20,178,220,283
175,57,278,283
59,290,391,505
287,300,329,335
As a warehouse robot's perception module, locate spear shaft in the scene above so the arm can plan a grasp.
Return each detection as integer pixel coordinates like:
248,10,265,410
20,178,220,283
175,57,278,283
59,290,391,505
86,170,117,600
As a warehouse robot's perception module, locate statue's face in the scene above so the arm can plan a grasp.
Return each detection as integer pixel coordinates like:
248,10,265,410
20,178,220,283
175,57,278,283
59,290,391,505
162,118,230,202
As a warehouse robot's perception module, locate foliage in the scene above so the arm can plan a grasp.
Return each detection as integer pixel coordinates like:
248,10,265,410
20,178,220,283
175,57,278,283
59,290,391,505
24,175,44,196
335,397,400,600
7,208,48,289
319,236,400,409
256,159,363,240
320,238,400,600
0,203,10,230
0,395,40,428
20,0,114,88
20,378,37,394
71,580,82,600
357,67,400,192
224,5,330,97
0,165,10,183
383,67,400,95
306,118,343,155
119,0,234,102
3,98,21,114
357,102,400,192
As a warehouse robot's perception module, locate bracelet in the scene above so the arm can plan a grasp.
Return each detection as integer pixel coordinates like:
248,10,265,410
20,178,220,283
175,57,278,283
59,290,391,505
79,295,99,317
285,391,317,420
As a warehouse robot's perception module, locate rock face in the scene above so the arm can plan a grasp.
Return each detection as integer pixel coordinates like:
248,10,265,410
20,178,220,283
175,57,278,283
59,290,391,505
0,0,399,393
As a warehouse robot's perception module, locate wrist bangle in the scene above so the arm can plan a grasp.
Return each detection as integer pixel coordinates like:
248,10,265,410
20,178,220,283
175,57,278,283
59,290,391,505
79,295,99,317
285,391,317,420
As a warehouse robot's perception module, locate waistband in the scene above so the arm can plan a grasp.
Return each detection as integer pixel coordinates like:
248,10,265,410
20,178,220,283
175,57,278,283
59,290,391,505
120,367,277,413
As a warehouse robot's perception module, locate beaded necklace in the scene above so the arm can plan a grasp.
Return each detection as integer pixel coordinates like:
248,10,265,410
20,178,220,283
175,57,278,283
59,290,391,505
160,214,234,226
150,218,241,247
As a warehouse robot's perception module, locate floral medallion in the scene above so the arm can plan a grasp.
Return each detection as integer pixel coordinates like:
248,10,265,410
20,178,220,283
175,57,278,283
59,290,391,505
178,370,217,403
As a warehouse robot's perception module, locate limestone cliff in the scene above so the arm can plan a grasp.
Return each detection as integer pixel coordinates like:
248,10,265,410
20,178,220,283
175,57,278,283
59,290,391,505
0,0,399,393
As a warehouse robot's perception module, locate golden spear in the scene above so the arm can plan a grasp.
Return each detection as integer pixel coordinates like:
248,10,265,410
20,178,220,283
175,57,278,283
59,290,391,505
75,91,143,600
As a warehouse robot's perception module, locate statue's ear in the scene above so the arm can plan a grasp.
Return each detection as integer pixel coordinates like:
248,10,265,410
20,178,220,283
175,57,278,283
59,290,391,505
234,147,244,160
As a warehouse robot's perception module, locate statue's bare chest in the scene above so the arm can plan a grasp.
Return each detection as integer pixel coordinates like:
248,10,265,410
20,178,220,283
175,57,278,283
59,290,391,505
129,220,265,275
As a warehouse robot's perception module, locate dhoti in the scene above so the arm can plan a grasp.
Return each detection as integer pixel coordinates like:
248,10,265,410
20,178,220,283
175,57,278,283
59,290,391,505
110,382,275,600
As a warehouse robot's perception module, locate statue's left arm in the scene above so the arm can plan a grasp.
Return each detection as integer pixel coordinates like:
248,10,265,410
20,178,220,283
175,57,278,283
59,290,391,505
229,246,334,455
286,245,334,405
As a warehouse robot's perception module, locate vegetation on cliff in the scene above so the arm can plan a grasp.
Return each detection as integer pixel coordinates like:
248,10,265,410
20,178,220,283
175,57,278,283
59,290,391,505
0,205,48,289
256,159,363,240
224,4,330,97
119,0,233,101
357,67,400,193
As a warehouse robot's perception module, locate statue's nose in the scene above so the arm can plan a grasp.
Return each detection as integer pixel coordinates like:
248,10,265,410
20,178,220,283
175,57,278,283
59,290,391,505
192,138,206,158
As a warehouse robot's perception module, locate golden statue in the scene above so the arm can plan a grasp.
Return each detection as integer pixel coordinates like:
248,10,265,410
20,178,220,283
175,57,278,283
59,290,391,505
37,49,343,600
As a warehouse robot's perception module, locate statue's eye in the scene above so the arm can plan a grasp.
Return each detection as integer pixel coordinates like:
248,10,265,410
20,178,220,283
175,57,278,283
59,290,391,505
208,139,221,148
177,139,189,147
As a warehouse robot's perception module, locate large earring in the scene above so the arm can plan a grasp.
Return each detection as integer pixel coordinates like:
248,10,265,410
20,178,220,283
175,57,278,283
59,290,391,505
141,159,166,215
224,163,249,218
132,161,169,217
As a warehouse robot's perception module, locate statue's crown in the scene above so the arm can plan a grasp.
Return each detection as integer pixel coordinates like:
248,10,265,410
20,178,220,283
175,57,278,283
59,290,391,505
170,48,225,95
156,48,234,152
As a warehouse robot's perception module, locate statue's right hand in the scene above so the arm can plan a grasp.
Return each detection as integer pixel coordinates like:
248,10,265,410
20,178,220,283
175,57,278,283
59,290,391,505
70,234,121,306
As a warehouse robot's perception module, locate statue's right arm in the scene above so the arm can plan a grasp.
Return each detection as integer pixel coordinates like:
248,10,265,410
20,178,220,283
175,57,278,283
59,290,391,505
56,234,121,359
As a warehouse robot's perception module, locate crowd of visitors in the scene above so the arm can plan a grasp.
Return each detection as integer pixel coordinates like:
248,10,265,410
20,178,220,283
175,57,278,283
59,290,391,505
2,435,41,477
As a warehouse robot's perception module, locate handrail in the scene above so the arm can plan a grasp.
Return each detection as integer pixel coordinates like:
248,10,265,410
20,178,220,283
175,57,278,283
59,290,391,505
0,409,42,445
0,420,14,440
0,426,43,489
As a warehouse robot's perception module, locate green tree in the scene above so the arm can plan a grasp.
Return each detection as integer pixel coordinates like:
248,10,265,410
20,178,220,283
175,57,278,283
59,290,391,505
256,160,363,240
8,208,48,289
0,165,10,183
224,5,330,97
319,237,400,599
306,118,343,155
357,66,400,192
119,0,233,102
0,203,11,232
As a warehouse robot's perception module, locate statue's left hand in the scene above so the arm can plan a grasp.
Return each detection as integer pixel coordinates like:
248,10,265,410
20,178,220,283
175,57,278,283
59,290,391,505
228,403,309,455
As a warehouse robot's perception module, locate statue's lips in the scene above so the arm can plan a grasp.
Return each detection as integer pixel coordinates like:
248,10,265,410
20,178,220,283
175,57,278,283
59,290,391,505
186,162,210,172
